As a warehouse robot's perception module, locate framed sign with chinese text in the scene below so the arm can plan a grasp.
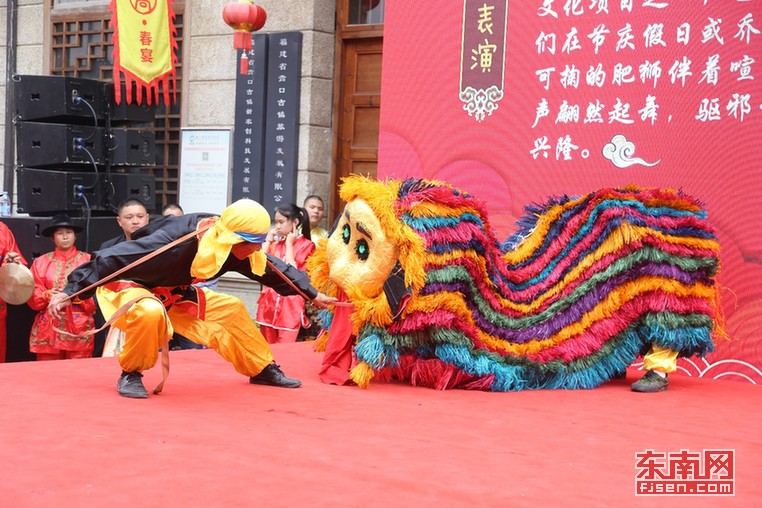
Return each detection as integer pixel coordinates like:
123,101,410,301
179,129,231,215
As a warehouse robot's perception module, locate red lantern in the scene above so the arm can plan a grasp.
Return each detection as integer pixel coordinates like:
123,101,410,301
222,0,267,74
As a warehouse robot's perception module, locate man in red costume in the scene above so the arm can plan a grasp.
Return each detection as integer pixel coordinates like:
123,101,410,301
0,220,28,362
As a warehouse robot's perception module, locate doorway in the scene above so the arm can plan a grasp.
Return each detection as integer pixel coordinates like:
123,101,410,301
331,1,384,222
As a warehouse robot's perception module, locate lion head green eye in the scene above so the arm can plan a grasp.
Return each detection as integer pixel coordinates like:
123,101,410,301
342,223,351,244
356,238,369,261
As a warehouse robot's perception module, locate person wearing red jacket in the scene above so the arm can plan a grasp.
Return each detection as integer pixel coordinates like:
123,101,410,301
28,214,96,360
256,203,316,343
0,220,27,362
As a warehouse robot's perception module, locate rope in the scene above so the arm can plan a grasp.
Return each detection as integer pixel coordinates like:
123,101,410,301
64,223,213,302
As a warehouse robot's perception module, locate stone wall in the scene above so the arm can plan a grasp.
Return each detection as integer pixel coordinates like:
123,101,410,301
186,0,336,303
185,0,336,208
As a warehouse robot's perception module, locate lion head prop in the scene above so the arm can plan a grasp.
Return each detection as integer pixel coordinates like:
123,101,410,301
308,176,724,391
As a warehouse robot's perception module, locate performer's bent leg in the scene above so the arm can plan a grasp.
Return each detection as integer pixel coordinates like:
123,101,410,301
642,343,678,373
96,285,170,398
118,297,167,373
168,289,273,377
97,286,168,373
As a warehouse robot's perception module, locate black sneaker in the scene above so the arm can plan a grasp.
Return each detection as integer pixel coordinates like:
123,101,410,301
631,370,668,393
249,363,302,388
117,371,148,398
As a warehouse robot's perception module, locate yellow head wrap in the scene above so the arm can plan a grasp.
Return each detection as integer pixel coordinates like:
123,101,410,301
190,199,270,279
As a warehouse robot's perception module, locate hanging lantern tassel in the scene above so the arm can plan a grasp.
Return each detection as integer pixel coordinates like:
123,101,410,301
240,51,249,74
222,1,267,75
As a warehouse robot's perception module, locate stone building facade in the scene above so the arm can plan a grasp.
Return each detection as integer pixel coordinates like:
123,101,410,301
0,0,341,313
0,0,336,211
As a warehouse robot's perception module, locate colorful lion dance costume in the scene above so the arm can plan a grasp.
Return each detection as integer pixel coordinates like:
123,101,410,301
308,176,724,391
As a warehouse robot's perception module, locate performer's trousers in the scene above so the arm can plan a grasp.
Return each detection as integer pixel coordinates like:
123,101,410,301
643,343,678,373
97,285,273,376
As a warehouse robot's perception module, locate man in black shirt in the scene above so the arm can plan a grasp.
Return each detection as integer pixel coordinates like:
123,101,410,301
100,198,150,249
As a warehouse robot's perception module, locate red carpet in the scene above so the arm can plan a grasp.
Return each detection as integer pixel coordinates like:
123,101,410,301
1,342,760,507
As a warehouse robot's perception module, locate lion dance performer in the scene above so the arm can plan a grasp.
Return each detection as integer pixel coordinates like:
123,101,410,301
308,176,725,393
49,199,336,398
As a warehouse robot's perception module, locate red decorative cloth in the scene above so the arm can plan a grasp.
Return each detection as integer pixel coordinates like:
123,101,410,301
319,290,356,385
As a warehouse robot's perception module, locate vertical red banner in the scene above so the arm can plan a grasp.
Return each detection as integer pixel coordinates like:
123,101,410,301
110,0,178,105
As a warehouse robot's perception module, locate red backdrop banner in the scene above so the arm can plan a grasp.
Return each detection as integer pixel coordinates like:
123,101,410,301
378,0,762,383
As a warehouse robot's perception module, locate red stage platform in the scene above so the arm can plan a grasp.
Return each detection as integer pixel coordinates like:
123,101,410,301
1,342,760,507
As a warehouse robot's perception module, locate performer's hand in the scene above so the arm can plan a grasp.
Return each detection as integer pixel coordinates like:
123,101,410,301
3,251,21,264
48,292,71,319
312,292,339,309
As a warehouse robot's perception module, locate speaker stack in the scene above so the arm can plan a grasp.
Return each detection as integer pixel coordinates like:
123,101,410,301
14,75,157,216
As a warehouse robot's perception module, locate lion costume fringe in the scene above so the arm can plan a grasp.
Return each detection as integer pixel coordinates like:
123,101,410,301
308,176,724,391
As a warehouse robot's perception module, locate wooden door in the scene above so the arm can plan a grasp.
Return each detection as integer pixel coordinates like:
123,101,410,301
333,37,383,218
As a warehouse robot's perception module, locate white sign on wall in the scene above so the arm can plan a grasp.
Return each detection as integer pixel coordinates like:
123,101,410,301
178,129,231,215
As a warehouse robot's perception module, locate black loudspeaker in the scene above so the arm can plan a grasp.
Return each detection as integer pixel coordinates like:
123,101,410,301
0,216,58,261
13,75,157,125
16,122,106,167
14,75,107,124
107,83,157,125
110,129,157,166
108,171,156,207
17,168,103,214
16,168,155,216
